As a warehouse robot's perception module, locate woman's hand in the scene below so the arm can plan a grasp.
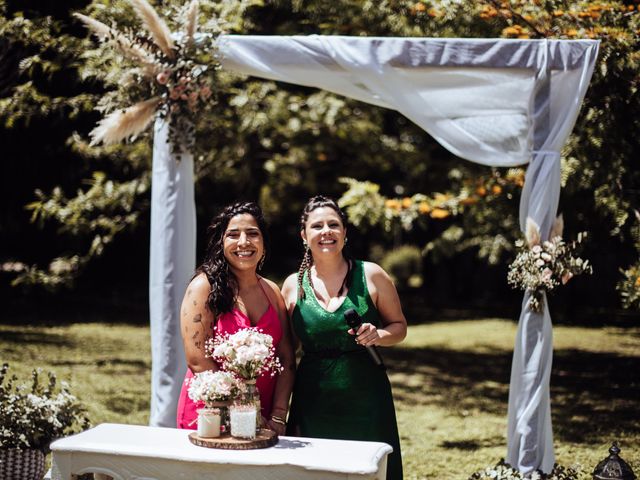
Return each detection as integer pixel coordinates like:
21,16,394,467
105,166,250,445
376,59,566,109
348,323,382,347
266,404,288,435
266,416,287,435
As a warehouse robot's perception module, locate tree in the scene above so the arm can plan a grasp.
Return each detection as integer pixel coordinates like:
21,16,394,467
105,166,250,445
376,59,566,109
1,0,638,313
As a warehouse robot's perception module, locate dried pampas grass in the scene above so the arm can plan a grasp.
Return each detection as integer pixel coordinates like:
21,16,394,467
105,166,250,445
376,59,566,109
129,0,175,59
74,13,158,76
90,97,160,146
550,214,564,240
73,13,112,40
525,217,541,248
184,0,199,45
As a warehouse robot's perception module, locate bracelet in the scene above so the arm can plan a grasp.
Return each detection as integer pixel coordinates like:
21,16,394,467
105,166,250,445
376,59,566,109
270,415,286,425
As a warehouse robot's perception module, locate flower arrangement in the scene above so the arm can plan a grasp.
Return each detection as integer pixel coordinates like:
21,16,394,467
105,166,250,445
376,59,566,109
74,0,221,152
207,328,283,380
0,364,90,451
187,370,244,407
507,215,593,312
468,459,581,480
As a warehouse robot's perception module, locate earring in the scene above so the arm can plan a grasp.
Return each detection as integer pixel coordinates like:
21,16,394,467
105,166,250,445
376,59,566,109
344,237,348,245
258,254,265,271
303,240,308,248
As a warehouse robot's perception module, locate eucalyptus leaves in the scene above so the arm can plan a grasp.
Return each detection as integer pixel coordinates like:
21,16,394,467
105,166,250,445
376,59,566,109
507,215,592,313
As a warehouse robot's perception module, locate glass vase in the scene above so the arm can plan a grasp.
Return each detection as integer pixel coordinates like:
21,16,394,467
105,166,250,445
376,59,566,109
245,379,262,429
229,379,261,439
230,403,257,439
208,400,231,435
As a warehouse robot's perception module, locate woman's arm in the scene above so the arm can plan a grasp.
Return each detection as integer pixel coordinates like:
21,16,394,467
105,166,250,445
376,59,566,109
280,273,299,317
281,273,301,352
352,262,408,348
263,278,296,434
180,273,218,373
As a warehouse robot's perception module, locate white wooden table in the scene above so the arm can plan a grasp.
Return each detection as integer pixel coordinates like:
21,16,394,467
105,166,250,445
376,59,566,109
49,423,392,480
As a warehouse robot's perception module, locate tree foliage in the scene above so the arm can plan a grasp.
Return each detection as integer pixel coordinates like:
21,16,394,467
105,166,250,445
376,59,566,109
1,0,638,312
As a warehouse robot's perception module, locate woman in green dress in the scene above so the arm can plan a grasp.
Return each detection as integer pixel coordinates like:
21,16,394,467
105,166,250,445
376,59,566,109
282,196,407,480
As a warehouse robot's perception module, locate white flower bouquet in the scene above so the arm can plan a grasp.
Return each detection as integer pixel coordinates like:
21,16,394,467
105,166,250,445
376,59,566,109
0,364,89,451
187,370,244,407
206,328,282,380
507,215,593,312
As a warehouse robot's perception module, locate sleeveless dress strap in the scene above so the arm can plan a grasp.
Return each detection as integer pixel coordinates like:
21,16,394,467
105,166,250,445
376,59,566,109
257,276,273,307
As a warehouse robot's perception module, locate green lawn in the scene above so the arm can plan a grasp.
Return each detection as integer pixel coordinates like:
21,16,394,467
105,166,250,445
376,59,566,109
1,318,638,479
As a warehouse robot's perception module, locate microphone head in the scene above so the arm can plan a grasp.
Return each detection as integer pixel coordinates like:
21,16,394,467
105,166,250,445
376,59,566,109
343,308,361,329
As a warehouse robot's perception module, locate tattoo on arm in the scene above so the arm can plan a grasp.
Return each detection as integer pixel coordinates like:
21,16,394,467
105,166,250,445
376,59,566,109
192,330,202,350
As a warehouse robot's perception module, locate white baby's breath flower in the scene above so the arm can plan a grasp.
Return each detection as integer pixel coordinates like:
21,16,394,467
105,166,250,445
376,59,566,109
508,230,592,312
207,327,283,380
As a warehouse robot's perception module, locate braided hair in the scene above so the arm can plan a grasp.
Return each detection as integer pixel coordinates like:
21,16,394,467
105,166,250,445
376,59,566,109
198,202,269,314
297,195,353,299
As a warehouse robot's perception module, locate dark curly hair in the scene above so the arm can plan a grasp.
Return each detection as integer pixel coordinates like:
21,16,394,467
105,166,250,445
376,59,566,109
297,195,352,299
198,202,269,314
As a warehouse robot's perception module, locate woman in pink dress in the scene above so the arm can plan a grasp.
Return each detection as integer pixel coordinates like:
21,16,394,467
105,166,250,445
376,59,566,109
176,202,295,434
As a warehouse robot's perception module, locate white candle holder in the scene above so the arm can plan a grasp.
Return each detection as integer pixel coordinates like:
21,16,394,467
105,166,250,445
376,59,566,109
197,408,221,438
229,404,257,439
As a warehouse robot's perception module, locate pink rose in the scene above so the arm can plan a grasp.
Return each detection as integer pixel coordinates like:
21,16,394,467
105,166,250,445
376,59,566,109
156,71,170,85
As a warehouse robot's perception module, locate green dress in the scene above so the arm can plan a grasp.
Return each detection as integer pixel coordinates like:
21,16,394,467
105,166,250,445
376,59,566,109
287,260,403,480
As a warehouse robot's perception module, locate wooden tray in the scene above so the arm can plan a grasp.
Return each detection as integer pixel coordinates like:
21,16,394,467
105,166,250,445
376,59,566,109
188,429,278,450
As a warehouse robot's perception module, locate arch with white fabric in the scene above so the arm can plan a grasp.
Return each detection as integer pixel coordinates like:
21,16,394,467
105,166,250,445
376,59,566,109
148,35,599,475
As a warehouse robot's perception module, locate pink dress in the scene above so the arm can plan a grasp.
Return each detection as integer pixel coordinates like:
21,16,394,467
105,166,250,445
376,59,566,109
176,291,282,430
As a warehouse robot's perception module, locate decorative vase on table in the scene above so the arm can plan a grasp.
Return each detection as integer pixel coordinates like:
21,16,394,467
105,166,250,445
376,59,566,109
197,407,222,438
230,380,260,439
244,379,262,429
208,400,231,434
0,448,46,480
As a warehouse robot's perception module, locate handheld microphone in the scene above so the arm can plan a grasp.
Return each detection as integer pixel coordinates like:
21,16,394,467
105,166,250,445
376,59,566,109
344,308,385,368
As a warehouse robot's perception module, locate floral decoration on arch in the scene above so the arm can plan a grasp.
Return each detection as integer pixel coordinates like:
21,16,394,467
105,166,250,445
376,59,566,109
74,0,221,154
507,215,593,313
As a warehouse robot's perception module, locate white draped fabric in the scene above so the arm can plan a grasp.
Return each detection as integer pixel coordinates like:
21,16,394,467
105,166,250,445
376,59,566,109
149,35,598,474
149,119,194,427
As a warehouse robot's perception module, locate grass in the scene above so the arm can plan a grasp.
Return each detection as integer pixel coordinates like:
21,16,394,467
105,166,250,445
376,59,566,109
1,318,639,479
